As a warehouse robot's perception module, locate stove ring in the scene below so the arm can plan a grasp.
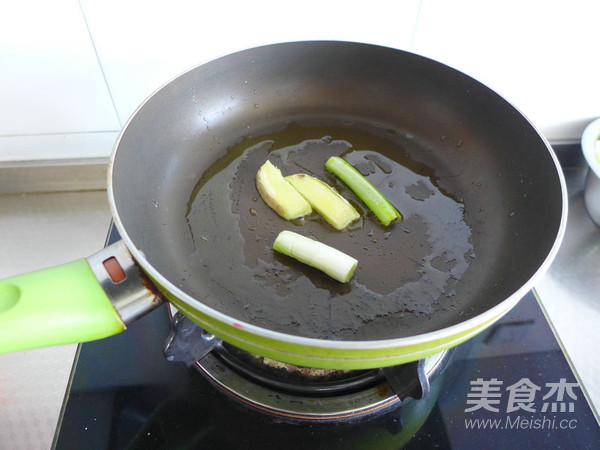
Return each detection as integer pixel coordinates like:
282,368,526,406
195,349,449,421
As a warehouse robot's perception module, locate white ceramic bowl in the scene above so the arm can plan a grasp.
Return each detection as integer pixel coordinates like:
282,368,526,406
581,117,600,227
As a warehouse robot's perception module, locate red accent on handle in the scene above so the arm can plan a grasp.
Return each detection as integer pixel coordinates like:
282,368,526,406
103,257,126,283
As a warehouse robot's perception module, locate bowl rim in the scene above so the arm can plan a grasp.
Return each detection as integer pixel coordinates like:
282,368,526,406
582,117,600,176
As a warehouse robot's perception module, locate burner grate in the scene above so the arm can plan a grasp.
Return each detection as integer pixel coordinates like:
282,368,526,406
214,342,383,396
164,310,451,421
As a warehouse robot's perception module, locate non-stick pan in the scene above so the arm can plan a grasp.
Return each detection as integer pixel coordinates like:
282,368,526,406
0,41,567,369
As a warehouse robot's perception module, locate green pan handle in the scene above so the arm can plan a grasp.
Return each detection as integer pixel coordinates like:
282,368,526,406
0,240,163,354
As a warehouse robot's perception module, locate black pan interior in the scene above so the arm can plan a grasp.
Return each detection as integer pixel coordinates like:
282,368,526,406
111,42,563,341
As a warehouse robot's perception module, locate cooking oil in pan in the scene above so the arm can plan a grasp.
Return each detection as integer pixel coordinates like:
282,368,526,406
185,122,474,340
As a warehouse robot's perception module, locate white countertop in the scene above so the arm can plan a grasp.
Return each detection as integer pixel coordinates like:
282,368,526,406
534,157,600,420
0,191,112,449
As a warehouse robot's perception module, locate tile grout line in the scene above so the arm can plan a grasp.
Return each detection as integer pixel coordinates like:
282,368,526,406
0,130,120,139
77,0,123,128
408,0,424,51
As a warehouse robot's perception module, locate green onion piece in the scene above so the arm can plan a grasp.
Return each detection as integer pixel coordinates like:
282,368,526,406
325,156,402,226
273,230,358,283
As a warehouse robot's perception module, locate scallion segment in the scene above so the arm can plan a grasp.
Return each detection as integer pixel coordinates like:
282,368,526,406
325,156,402,226
273,230,358,283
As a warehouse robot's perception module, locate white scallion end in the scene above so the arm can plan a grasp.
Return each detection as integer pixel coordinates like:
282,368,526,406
273,230,358,283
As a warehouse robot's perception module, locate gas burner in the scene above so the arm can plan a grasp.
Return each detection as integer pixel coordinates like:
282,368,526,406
164,311,452,421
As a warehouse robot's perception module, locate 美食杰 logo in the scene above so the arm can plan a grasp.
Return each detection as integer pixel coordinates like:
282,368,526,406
464,378,579,430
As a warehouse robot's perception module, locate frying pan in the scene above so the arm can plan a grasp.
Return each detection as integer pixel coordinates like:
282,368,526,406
0,41,567,369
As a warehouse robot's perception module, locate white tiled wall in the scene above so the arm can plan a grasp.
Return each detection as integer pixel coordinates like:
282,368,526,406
412,1,600,141
0,1,120,161
80,0,423,125
1,0,599,163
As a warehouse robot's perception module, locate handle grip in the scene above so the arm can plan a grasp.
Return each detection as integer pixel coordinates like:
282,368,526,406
0,258,125,354
0,240,163,354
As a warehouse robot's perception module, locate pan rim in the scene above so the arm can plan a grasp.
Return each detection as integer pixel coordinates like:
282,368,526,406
107,40,568,352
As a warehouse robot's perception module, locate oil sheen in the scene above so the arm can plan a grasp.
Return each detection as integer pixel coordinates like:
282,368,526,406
185,122,474,340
